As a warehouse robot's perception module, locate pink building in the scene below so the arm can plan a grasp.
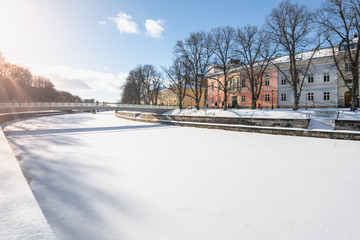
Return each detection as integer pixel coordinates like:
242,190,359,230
207,69,278,109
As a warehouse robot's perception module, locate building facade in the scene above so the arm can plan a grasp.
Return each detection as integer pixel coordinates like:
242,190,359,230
207,66,278,108
207,47,359,109
158,87,205,108
276,51,338,108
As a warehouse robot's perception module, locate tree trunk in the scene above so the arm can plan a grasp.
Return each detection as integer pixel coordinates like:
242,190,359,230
293,94,299,110
223,93,228,110
251,99,257,109
351,87,357,111
195,102,200,110
350,70,359,111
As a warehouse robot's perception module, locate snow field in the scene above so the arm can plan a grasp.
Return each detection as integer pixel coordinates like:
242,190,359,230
3,111,360,240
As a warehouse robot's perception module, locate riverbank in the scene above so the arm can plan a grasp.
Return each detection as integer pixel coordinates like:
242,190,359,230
0,127,55,240
116,108,360,140
0,111,69,240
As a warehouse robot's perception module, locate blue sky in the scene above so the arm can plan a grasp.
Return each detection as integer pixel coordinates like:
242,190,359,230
0,0,322,101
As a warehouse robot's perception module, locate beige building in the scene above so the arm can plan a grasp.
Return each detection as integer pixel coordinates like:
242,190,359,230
158,87,205,108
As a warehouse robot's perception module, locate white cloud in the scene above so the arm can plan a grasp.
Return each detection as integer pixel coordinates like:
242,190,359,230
144,19,165,39
98,20,107,25
111,12,139,34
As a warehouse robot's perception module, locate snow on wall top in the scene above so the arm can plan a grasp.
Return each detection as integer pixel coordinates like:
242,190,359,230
0,128,56,240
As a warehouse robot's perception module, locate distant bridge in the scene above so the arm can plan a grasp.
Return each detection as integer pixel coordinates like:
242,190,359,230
0,102,176,114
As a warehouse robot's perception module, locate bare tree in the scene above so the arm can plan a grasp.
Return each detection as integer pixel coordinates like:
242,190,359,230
175,31,213,110
31,76,57,101
0,55,80,103
149,74,163,105
317,0,360,111
266,0,322,110
121,64,162,105
209,26,237,110
235,25,277,109
141,65,163,105
121,68,142,104
162,57,190,109
7,64,33,102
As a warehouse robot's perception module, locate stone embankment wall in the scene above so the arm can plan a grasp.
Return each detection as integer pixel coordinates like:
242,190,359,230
0,111,65,124
142,114,310,128
117,111,360,141
0,111,58,239
114,111,141,118
335,120,360,131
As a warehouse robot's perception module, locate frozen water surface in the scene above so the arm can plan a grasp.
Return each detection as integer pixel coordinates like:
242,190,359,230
3,111,360,240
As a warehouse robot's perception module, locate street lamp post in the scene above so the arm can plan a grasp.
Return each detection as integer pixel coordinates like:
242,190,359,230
271,90,274,109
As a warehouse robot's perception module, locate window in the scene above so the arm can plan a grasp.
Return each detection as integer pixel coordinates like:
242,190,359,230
281,76,286,85
308,73,314,83
340,42,347,51
231,78,238,90
241,79,246,88
345,63,352,71
324,92,330,101
324,72,330,82
218,97,222,104
211,97,214,103
241,95,245,102
339,41,358,51
307,92,314,101
265,94,270,102
211,82,214,91
265,75,270,86
281,94,286,101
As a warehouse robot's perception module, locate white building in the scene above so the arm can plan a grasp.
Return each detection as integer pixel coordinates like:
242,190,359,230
275,48,339,108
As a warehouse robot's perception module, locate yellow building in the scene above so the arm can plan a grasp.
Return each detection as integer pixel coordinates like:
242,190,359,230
158,87,205,108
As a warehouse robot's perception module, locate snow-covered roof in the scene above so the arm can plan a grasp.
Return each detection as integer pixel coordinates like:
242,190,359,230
207,47,338,77
271,47,336,64
160,84,205,93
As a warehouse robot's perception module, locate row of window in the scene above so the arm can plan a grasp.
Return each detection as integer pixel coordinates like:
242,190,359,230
211,72,332,91
280,92,331,101
280,72,331,85
162,92,177,99
211,92,331,104
210,74,272,91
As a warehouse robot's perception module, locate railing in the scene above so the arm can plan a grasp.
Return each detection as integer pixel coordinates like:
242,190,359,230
0,102,176,109
107,103,176,109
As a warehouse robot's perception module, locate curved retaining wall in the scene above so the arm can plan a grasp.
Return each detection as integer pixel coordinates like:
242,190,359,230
0,111,65,239
0,111,67,124
116,112,360,141
139,113,310,129
335,119,360,131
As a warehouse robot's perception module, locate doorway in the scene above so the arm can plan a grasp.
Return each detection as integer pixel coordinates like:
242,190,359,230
231,96,237,108
344,91,350,107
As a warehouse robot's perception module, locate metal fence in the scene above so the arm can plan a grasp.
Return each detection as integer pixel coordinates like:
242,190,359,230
0,102,176,110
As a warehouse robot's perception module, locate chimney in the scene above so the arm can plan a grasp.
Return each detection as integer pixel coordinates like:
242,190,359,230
227,59,240,65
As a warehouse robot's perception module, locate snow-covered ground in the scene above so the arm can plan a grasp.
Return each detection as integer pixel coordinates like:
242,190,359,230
166,107,360,119
3,111,360,240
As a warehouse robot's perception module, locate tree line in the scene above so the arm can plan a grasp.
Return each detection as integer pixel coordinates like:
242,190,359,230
121,64,163,105
0,54,81,103
122,0,360,111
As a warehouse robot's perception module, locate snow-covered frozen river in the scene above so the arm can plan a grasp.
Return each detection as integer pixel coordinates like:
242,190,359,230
3,111,360,240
